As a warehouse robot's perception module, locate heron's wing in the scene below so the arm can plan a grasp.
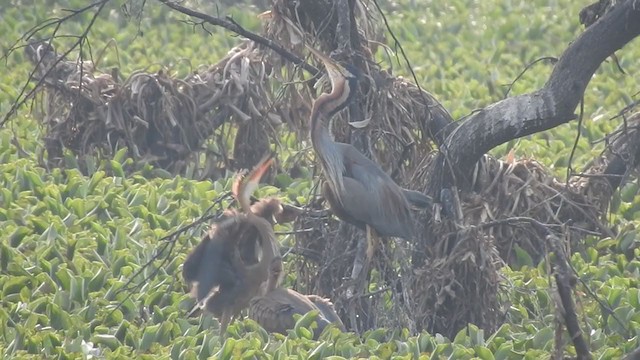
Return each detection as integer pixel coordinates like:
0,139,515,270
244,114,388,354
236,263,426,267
402,188,433,209
249,288,303,334
182,237,209,285
338,144,413,239
183,237,228,302
322,181,367,230
249,288,331,337
306,295,346,332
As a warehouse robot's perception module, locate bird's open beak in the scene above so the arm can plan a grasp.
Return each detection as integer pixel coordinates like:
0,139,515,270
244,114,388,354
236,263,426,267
305,45,355,84
233,153,275,211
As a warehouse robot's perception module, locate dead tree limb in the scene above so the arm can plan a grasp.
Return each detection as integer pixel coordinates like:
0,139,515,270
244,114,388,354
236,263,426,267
526,221,592,360
548,233,591,360
156,0,319,76
334,0,352,56
430,0,640,192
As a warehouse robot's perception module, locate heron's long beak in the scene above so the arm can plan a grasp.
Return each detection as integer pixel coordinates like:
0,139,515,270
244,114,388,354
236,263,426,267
232,153,275,213
305,45,355,88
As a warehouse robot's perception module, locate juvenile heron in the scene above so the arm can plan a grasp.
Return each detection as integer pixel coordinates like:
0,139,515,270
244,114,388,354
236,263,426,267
237,155,346,338
182,155,282,336
306,45,432,295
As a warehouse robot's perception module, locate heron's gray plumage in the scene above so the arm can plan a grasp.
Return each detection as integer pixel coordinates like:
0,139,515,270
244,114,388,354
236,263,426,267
307,49,429,241
338,143,413,239
249,287,344,339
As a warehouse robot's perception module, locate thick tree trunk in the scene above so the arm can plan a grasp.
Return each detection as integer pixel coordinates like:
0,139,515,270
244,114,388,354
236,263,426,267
430,0,640,193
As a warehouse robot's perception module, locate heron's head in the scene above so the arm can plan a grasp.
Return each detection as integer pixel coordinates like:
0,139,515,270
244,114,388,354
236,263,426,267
232,153,274,213
307,46,359,117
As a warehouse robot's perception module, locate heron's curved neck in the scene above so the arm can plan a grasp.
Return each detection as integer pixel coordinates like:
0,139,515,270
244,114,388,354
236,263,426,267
310,103,333,151
245,213,280,287
310,94,330,140
265,258,283,292
310,95,346,201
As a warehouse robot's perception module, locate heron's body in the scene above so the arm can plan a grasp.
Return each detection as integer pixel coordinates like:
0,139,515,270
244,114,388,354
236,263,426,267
306,49,430,240
315,132,414,239
249,287,344,337
184,154,344,337
305,46,432,309
182,222,238,305
182,213,276,322
249,250,345,338
183,195,303,307
182,157,286,335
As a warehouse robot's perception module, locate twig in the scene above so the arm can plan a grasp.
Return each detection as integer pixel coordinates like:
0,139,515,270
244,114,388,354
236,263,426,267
569,172,624,179
529,222,592,360
358,286,390,299
2,0,111,128
566,97,585,185
503,56,558,99
280,246,323,262
568,261,631,337
155,0,319,75
107,192,232,317
476,216,602,237
275,228,315,235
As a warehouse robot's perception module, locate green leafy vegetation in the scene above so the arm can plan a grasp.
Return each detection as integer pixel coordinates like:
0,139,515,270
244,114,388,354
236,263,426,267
1,0,639,358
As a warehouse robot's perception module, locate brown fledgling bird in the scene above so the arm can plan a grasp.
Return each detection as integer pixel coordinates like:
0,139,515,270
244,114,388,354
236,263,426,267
243,156,346,338
182,155,283,335
183,154,343,337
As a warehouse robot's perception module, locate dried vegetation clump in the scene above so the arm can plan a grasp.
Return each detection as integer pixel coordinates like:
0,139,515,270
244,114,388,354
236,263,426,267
26,39,298,178
462,156,607,263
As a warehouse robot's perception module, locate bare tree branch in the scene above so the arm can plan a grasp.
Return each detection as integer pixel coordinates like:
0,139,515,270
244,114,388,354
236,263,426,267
156,0,319,75
333,0,352,55
432,0,640,191
523,220,592,360
1,0,111,127
547,233,592,360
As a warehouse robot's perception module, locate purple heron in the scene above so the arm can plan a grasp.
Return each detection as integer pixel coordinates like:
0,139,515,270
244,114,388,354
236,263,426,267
243,156,346,338
306,45,432,292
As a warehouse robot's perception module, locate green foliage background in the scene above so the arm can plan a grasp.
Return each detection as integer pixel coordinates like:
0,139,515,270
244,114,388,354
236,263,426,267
0,0,639,359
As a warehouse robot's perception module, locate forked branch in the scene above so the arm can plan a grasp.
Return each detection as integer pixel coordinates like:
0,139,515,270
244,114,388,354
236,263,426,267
156,0,319,75
433,0,640,191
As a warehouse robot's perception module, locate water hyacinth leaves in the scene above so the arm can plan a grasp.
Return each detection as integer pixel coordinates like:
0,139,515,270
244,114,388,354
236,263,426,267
1,0,640,358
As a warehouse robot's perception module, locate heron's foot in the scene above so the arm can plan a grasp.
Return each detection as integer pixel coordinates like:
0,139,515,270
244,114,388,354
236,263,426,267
346,263,371,301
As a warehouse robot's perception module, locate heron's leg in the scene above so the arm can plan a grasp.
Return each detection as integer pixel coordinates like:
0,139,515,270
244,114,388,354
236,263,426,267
365,225,379,264
345,225,378,333
219,310,232,338
344,235,365,332
349,233,367,285
348,225,377,295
